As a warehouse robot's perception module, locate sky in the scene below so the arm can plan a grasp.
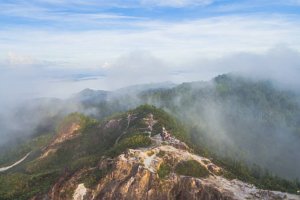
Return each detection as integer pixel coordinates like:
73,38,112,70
1,0,300,101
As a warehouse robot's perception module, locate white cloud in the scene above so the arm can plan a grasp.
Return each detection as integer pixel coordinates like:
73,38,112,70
105,50,170,88
32,0,214,7
1,14,299,69
7,51,35,66
140,0,213,7
278,0,300,5
0,2,139,24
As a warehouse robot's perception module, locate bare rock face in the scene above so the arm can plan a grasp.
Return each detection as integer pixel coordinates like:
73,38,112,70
92,155,232,200
39,122,81,160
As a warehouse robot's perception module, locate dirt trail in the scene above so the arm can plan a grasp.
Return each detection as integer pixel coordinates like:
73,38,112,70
115,114,132,145
0,152,31,172
143,113,158,138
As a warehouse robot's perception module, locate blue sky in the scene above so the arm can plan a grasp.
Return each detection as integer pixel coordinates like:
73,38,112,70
1,0,300,29
0,0,300,100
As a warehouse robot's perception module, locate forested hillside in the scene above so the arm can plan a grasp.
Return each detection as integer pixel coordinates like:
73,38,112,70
1,74,300,186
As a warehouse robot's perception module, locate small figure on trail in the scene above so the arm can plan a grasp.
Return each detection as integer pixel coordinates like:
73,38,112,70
161,126,171,141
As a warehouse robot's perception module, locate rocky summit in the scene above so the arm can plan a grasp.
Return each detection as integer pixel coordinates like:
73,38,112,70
45,135,299,200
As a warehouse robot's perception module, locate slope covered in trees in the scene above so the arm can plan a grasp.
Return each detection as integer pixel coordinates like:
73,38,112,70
137,75,300,181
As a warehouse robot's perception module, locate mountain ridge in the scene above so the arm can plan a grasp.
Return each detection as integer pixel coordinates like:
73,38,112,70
0,105,299,199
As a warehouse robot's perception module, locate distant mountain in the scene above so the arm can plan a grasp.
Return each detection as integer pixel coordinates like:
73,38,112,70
70,88,110,105
70,82,176,103
115,81,176,94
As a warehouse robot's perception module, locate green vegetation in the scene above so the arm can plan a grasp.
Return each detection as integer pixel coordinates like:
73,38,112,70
81,168,110,189
0,134,53,167
175,160,209,178
0,113,103,200
136,105,189,142
157,162,172,179
217,158,300,194
107,134,152,157
0,170,59,200
0,173,30,199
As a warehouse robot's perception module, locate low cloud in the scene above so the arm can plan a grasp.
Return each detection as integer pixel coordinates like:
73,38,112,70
105,51,170,88
1,45,299,106
193,45,300,90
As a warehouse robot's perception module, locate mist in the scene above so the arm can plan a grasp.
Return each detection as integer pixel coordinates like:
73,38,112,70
1,46,300,180
151,79,300,180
